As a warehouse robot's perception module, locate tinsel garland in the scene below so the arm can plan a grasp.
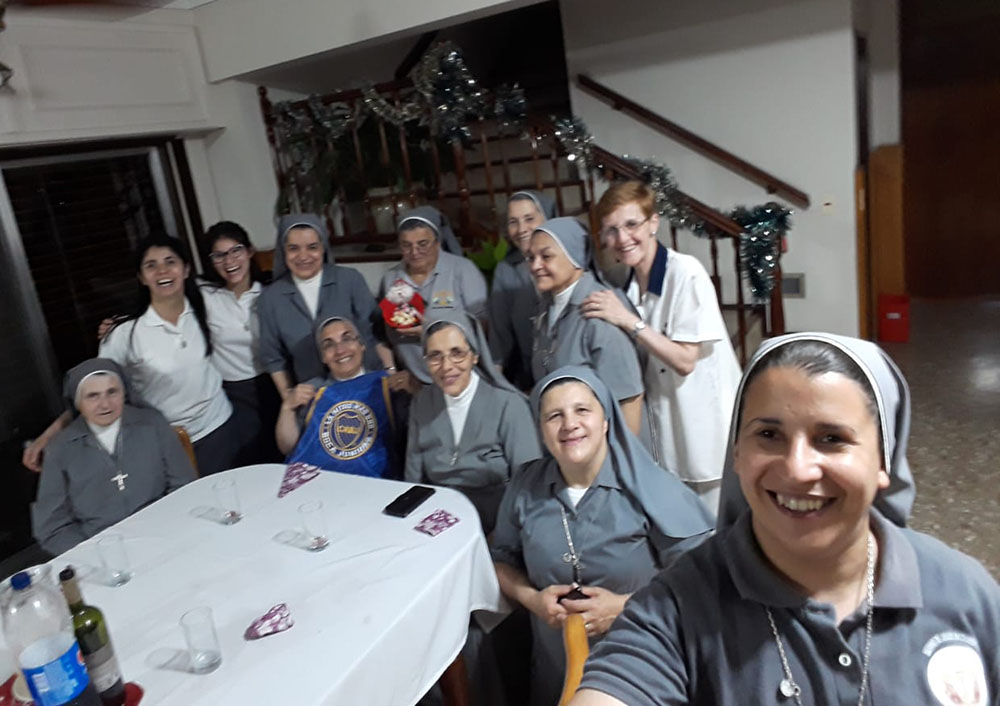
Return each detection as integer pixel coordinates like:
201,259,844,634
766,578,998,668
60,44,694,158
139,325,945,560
411,41,487,143
361,82,422,128
730,202,792,300
494,83,527,135
551,116,594,171
621,156,693,229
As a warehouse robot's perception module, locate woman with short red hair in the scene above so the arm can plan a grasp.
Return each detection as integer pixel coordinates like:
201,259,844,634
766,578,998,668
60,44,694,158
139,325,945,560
580,181,741,515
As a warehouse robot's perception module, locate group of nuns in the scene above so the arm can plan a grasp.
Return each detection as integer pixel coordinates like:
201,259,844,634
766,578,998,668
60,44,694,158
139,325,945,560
24,183,999,706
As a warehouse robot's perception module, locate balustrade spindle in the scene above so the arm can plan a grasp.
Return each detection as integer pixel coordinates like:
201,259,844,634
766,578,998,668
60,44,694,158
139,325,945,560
350,98,376,234
429,139,445,209
393,90,418,208
377,119,399,226
670,224,678,251
452,140,472,241
708,232,722,302
734,246,748,366
529,127,543,190
478,122,498,227
550,147,565,216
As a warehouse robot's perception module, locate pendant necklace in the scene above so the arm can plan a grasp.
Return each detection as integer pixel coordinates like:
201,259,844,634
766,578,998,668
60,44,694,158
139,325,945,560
558,505,584,585
766,533,876,705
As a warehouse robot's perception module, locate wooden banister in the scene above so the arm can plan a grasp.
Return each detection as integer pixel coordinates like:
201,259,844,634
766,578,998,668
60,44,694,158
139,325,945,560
577,74,811,209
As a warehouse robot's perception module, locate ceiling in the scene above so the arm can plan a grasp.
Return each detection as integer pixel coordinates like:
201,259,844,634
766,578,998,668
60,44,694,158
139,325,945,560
103,0,218,9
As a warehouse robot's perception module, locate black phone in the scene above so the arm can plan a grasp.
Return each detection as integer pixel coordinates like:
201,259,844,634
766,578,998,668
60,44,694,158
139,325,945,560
383,485,436,518
558,586,588,603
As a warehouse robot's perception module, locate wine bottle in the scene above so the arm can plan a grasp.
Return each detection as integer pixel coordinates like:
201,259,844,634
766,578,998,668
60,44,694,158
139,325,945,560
59,567,126,706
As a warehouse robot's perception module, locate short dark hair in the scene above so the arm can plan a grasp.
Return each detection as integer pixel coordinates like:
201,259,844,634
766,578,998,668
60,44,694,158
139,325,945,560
739,339,880,433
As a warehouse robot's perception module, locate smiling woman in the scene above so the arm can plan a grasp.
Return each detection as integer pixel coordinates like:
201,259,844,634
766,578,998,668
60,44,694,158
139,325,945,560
571,334,1000,706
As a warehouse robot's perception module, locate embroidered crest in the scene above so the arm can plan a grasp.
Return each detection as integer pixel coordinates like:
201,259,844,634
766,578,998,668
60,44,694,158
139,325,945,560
923,633,989,706
318,400,378,460
431,290,455,307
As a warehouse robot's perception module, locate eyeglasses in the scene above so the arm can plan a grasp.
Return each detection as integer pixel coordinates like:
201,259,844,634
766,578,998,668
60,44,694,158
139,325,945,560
319,333,361,352
600,217,650,241
424,347,472,367
209,244,247,263
400,239,435,254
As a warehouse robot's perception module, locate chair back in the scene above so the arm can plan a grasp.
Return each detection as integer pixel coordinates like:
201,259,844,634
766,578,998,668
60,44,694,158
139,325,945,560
173,426,198,477
559,613,589,706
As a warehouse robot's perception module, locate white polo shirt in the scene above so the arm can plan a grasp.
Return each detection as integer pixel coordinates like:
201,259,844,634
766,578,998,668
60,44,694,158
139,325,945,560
200,281,263,382
99,300,232,442
626,244,741,483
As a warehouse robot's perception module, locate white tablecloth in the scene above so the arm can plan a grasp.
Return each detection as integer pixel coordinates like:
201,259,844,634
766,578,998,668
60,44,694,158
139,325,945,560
1,465,502,705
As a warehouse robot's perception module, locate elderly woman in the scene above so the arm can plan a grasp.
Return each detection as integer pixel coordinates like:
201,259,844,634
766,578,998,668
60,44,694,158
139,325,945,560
489,190,558,389
528,217,646,436
276,316,415,479
581,181,741,514
405,309,540,533
572,334,1000,706
492,366,713,706
259,213,392,398
32,359,196,555
379,206,488,385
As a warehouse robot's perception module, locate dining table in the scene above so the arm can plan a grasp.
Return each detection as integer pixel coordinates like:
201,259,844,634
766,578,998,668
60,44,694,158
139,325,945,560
0,464,503,705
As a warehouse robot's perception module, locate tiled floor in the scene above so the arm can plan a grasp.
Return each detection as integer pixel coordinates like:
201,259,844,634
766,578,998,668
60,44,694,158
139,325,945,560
879,297,1000,579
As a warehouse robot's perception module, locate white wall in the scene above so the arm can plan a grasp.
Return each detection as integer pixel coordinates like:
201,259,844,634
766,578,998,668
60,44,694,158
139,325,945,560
562,0,860,336
194,0,540,82
854,0,900,147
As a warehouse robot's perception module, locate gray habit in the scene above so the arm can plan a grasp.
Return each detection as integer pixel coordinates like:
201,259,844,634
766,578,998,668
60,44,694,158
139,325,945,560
33,406,196,555
531,272,644,403
379,250,488,384
488,249,538,389
258,263,380,385
405,379,540,533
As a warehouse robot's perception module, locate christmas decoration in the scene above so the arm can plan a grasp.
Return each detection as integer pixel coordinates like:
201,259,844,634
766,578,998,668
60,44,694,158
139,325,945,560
621,156,693,229
551,116,594,171
494,83,527,135
412,41,488,143
730,202,792,299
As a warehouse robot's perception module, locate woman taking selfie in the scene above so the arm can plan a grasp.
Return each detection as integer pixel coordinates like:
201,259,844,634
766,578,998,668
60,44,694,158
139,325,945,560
572,334,1000,706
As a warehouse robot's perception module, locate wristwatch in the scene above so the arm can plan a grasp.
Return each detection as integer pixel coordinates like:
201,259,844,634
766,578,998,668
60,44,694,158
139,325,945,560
630,319,647,339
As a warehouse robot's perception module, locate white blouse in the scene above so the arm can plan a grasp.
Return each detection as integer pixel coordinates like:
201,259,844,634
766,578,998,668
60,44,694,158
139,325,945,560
99,300,232,442
444,371,481,443
201,281,263,382
293,272,322,319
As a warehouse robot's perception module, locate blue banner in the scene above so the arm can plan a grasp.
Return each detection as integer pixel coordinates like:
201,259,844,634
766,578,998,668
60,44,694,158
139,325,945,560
286,372,397,479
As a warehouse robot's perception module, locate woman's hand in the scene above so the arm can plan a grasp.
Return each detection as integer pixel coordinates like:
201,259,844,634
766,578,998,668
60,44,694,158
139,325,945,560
580,290,639,331
530,584,573,629
22,438,46,472
560,586,631,637
281,384,316,411
386,370,421,395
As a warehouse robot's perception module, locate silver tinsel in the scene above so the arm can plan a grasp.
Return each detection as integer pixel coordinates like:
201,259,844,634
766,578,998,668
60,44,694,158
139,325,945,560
551,116,594,171
412,41,487,143
494,83,527,135
307,95,357,139
621,156,693,228
361,82,422,128
731,202,792,300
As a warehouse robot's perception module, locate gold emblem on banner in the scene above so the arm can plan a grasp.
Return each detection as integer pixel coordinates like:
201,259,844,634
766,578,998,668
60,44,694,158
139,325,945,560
319,400,378,460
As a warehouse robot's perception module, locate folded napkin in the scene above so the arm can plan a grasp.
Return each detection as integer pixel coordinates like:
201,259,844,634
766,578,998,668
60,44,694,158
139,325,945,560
278,462,321,498
414,509,460,537
245,603,294,640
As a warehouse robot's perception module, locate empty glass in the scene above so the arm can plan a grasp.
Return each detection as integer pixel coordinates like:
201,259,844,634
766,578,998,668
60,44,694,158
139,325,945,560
180,607,222,674
298,501,329,551
97,534,132,586
212,478,242,525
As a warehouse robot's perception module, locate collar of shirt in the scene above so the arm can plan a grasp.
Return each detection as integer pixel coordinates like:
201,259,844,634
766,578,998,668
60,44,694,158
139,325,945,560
86,417,121,455
545,450,621,497
626,241,669,298
397,251,450,289
331,366,367,382
66,406,139,442
224,280,261,304
549,277,582,326
140,299,192,329
722,510,924,610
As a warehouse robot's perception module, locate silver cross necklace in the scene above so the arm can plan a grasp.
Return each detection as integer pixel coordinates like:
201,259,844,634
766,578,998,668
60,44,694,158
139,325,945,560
766,533,876,705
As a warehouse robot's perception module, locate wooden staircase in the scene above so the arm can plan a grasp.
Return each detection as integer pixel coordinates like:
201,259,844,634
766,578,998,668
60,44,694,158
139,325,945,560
257,81,788,364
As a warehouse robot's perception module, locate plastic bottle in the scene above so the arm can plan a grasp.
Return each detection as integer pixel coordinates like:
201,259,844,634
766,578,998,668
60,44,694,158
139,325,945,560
2,571,102,706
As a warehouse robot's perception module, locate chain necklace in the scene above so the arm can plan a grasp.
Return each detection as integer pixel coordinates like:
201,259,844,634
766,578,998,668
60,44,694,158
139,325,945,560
559,505,584,585
766,533,876,706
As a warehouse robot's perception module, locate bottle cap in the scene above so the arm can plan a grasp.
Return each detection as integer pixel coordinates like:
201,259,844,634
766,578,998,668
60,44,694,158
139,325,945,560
10,572,30,590
59,566,76,582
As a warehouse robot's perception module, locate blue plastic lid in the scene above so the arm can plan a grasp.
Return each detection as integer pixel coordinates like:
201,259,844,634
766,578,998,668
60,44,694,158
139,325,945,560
10,572,31,590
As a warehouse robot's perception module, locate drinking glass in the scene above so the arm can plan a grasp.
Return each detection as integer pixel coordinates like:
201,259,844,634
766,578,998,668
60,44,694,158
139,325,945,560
180,607,222,674
298,501,329,551
212,478,242,524
97,534,132,586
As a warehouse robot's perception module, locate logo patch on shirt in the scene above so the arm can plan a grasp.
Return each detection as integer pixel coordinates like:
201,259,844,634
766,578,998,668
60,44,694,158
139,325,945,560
923,633,989,706
318,400,378,460
431,290,455,307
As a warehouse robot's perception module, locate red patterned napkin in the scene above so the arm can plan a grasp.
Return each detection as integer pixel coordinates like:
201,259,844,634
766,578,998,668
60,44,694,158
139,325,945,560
244,603,294,640
278,462,321,498
414,509,460,537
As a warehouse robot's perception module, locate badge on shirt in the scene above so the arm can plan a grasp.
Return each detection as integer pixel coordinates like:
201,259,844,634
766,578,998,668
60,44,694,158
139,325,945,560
319,400,378,460
431,290,455,308
923,632,989,706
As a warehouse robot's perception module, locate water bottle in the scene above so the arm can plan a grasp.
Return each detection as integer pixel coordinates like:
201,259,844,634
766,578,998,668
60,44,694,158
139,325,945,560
2,571,102,706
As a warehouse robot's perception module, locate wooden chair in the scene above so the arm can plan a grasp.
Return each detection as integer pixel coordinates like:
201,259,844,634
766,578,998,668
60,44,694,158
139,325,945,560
559,614,590,705
173,426,198,477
